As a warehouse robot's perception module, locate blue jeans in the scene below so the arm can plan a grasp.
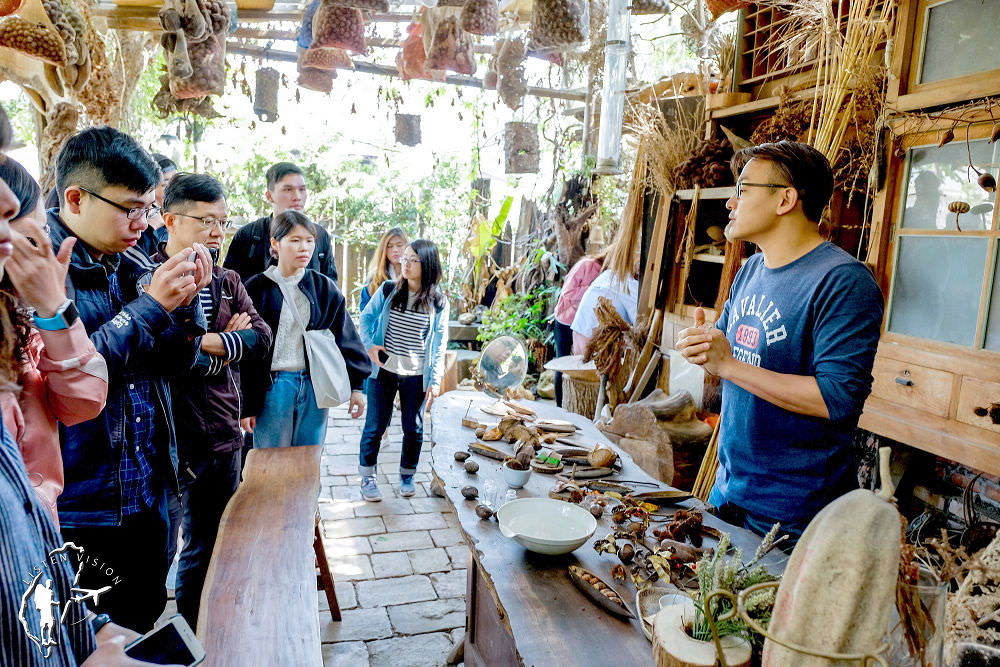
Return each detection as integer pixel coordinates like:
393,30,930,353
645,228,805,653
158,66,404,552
359,371,425,477
175,448,242,628
255,370,330,448
708,486,806,551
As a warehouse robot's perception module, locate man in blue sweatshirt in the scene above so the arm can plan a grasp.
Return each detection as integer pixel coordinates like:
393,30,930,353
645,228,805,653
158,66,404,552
677,141,884,544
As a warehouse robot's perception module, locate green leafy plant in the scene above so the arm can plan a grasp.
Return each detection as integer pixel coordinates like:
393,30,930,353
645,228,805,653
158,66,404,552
477,285,558,359
691,526,781,648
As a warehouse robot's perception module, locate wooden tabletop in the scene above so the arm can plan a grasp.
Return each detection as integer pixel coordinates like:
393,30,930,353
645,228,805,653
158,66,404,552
198,446,323,667
431,391,785,667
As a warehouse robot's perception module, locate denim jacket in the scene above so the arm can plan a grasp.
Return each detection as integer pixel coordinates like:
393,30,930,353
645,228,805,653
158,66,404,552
48,211,206,528
359,281,449,392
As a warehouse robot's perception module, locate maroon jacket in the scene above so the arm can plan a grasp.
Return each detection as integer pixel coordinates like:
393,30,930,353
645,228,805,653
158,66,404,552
152,249,271,456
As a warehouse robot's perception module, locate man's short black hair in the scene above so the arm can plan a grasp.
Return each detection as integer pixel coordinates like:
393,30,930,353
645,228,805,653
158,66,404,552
151,152,178,174
163,172,226,212
55,127,161,207
265,162,304,191
0,105,12,152
731,141,834,223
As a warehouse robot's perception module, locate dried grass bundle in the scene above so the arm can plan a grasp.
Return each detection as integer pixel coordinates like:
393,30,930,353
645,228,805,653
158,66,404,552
583,296,631,379
626,100,703,198
603,143,647,285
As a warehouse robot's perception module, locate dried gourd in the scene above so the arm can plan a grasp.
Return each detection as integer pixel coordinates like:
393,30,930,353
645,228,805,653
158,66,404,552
459,0,498,36
300,45,353,71
312,1,365,53
0,16,67,66
762,448,902,665
425,15,475,76
395,22,429,80
528,0,588,52
567,566,633,618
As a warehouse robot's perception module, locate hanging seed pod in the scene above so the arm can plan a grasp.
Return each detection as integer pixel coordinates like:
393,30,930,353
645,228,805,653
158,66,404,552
990,122,1000,144
938,128,955,147
948,201,970,230
978,173,996,193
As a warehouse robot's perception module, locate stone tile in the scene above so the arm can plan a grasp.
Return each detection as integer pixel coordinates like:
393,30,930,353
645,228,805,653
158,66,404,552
327,475,350,487
320,606,392,642
321,535,373,557
328,554,373,582
331,485,364,501
430,570,467,599
357,574,437,608
383,512,449,532
387,598,466,635
322,641,368,666
324,516,386,538
446,546,468,569
367,632,455,667
370,551,413,578
327,454,360,475
430,528,464,548
408,497,453,513
324,442,357,457
369,530,434,553
353,498,415,517
318,500,355,520
407,548,452,575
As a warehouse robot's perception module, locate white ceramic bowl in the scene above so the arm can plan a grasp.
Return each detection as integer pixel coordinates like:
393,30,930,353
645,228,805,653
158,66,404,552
502,462,531,489
496,498,597,555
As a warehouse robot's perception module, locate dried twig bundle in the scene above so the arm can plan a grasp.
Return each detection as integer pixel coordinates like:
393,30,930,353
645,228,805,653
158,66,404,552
626,100,703,198
584,297,632,381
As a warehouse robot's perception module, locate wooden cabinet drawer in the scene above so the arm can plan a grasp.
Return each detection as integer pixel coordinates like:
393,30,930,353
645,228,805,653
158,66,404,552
870,357,953,418
956,377,1000,436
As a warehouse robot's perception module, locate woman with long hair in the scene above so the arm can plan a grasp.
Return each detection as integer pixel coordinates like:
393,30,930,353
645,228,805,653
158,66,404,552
357,239,449,501
359,227,407,311
243,210,370,447
552,249,607,406
0,157,108,526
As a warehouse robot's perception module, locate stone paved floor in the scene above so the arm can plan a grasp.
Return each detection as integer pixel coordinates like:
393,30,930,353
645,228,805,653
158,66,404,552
317,404,465,667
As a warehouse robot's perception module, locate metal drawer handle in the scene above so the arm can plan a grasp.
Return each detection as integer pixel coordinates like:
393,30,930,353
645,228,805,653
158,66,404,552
895,370,913,387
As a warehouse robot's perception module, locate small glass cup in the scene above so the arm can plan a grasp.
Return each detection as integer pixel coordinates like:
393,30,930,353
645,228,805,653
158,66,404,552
884,568,947,667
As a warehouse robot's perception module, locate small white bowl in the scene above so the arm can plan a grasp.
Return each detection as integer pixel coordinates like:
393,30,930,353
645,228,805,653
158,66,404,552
502,462,531,489
496,498,597,555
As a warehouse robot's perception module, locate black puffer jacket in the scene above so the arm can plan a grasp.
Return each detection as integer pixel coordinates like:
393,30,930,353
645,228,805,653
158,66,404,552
243,268,370,417
150,249,272,455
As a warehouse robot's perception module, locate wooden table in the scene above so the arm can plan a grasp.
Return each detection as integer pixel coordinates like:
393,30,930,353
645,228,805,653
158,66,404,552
431,391,785,667
197,446,323,667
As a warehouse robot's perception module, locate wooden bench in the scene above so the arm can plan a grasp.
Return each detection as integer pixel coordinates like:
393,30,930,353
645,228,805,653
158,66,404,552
197,446,324,667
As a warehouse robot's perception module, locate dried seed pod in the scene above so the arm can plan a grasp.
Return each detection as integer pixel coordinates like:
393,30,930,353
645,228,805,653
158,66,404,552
990,122,1000,144
978,173,996,193
454,451,471,462
587,447,617,469
938,128,955,147
569,489,584,504
475,504,494,519
589,503,604,519
475,426,485,438
611,564,626,580
611,509,626,524
618,543,635,564
464,460,480,474
626,522,645,539
461,485,479,500
0,16,68,66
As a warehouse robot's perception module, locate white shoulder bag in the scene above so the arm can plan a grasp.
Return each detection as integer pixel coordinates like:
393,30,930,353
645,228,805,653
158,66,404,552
272,274,352,408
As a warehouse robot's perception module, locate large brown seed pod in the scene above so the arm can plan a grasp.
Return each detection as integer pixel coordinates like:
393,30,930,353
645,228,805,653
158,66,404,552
0,16,67,66
618,543,635,564
464,460,480,474
454,451,471,462
978,173,996,193
461,485,479,500
475,504,494,519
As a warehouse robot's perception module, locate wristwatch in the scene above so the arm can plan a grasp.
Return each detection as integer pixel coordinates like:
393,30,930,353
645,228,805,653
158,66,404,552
32,299,79,331
90,613,112,636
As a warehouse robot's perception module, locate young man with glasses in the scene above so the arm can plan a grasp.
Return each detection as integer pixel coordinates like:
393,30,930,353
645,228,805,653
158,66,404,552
150,172,271,628
223,162,338,285
47,127,213,631
677,141,884,545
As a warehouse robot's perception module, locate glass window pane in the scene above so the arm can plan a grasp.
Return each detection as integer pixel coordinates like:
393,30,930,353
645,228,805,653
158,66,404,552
920,0,1000,84
901,139,998,230
985,246,1000,351
889,236,989,347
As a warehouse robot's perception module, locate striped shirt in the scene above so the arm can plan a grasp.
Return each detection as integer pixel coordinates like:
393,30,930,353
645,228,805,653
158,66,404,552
384,291,430,376
198,285,245,376
0,418,97,666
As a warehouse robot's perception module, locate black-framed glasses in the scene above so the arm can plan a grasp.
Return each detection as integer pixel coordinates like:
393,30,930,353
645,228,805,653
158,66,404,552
79,187,160,221
171,212,233,230
735,182,792,199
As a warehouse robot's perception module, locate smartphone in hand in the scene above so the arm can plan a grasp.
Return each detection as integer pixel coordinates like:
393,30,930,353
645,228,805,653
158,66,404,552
125,614,205,666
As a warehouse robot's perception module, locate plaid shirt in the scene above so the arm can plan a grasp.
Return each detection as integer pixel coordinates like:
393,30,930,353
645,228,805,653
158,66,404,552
109,273,157,515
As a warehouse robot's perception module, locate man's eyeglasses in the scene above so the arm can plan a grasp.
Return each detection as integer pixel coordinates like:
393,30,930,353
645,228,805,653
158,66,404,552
172,212,233,230
735,182,792,199
79,187,160,221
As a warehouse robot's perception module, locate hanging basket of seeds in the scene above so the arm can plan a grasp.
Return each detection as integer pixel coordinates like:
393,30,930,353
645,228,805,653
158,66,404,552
460,0,498,36
312,1,366,53
254,67,280,122
327,0,387,11
298,67,335,92
301,45,354,71
395,113,422,146
426,14,475,75
528,0,589,53
504,122,539,174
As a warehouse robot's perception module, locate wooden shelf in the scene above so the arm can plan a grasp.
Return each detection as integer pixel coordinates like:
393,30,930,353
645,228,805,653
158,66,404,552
675,187,735,200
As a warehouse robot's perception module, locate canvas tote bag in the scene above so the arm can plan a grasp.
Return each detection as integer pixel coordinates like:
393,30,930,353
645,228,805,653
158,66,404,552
271,273,352,408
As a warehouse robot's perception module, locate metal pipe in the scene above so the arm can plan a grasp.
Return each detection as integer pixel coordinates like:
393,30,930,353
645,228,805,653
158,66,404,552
593,0,630,174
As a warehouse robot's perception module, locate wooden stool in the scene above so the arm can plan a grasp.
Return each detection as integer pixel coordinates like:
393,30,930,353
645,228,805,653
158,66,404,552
314,513,341,621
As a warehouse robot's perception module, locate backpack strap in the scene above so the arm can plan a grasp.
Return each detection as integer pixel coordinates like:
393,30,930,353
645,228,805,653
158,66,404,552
381,280,395,300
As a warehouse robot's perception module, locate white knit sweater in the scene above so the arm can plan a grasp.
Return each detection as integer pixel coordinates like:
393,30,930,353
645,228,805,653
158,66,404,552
267,266,311,372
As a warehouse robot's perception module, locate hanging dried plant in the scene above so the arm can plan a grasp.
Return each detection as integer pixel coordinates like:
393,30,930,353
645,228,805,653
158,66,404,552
625,100,703,197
